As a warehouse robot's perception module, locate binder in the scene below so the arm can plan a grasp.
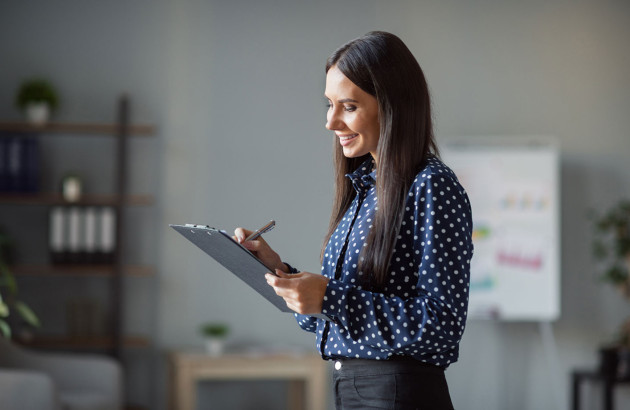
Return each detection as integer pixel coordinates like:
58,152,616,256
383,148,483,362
49,206,66,264
23,135,40,193
0,137,7,192
67,206,81,263
6,136,23,192
170,224,330,320
98,207,116,263
83,207,97,263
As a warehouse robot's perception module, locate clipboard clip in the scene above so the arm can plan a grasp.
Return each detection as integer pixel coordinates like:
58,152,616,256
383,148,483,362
184,223,213,233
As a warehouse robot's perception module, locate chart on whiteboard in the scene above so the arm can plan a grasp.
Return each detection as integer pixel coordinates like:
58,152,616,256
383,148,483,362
441,138,560,321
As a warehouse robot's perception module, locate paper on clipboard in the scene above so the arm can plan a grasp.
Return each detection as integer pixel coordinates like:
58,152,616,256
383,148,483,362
170,224,331,321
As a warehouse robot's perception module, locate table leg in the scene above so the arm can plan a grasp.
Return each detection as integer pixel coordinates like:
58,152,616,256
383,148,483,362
571,372,580,410
288,380,305,410
172,365,196,410
307,361,328,410
603,377,613,410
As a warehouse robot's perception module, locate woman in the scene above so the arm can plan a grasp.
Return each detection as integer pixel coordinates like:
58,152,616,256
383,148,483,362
235,31,473,410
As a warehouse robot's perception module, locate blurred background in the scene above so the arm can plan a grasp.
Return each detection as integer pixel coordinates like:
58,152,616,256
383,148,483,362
1,0,629,409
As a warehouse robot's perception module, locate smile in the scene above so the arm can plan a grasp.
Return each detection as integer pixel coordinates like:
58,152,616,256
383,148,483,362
338,134,358,146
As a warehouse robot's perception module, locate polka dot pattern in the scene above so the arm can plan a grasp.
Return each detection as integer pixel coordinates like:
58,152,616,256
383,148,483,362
295,156,473,368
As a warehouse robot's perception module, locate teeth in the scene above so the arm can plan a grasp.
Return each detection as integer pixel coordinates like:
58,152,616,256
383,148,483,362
339,135,358,140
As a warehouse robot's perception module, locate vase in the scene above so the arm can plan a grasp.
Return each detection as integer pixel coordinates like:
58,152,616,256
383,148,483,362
25,102,50,125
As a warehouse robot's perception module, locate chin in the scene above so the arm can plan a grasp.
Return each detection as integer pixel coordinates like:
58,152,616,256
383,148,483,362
342,148,364,159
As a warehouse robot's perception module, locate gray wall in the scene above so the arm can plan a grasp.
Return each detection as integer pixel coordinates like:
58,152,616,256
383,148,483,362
2,0,630,409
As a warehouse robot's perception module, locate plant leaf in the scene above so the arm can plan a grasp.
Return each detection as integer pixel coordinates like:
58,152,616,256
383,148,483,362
14,301,40,327
603,265,628,285
0,300,8,318
0,319,10,338
0,264,17,294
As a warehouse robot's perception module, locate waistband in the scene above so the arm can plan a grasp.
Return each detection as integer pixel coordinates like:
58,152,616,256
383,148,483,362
333,356,445,376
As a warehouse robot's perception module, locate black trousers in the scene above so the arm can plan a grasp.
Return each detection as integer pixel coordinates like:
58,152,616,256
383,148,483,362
333,357,455,410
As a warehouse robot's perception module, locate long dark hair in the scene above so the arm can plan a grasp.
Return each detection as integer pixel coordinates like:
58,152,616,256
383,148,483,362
322,31,439,288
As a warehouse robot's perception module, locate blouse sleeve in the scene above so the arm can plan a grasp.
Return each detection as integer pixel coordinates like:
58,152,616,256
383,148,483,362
294,313,318,333
320,172,473,355
283,263,319,333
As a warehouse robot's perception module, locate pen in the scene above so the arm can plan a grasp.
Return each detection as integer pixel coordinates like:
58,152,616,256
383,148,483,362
244,220,276,241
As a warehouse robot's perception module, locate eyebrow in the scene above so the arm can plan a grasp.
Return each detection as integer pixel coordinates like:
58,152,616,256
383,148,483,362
325,96,359,103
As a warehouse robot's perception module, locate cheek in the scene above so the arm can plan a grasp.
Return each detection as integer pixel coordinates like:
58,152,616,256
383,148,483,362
357,115,379,138
371,121,381,140
347,115,365,133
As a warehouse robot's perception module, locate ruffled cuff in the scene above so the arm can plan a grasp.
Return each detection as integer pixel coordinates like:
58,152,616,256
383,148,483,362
283,262,300,273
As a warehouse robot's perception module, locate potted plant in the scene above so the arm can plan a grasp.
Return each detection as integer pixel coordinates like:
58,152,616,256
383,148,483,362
0,229,40,339
199,322,229,356
592,199,630,380
14,78,60,125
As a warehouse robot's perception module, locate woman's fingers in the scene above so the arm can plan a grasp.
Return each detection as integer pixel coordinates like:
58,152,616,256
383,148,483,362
242,239,262,251
274,270,292,279
233,227,252,243
234,228,284,273
265,271,294,293
265,271,328,314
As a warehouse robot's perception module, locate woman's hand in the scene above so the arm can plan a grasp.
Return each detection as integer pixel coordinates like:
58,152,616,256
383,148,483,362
233,227,286,273
265,270,330,315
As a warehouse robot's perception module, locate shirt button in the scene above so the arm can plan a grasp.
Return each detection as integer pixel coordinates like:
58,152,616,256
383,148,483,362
335,361,342,370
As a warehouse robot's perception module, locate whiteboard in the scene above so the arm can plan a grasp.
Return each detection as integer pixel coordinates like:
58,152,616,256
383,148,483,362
441,137,560,321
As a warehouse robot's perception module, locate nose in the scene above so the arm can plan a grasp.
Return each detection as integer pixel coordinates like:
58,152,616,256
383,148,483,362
326,107,343,131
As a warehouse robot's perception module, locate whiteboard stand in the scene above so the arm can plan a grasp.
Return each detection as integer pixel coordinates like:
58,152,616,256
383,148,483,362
539,321,563,410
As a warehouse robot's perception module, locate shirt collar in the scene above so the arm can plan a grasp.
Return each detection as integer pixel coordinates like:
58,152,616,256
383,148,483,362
345,157,376,192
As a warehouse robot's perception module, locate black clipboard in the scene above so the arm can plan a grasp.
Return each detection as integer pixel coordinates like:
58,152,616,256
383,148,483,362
170,224,330,321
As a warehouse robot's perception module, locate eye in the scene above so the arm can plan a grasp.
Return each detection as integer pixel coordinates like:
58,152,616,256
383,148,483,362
344,105,357,112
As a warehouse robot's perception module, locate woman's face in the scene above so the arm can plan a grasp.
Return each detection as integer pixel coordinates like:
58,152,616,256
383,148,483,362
325,65,380,163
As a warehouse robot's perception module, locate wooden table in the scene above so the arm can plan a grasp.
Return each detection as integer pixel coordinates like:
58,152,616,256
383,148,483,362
169,350,328,410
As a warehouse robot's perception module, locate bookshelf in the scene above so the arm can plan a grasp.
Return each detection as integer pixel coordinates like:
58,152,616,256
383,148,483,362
0,95,154,357
0,121,154,135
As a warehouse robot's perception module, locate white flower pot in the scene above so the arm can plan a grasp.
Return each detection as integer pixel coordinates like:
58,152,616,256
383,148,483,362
204,337,225,356
25,102,51,125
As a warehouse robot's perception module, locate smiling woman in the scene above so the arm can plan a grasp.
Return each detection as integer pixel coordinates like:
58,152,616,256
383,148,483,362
325,67,380,161
235,31,473,410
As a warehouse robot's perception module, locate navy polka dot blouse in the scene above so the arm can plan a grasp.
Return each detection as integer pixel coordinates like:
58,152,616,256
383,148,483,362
295,156,473,368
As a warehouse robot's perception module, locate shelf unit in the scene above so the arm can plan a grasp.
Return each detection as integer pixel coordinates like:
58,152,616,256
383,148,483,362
0,121,154,135
11,264,155,277
0,96,154,356
0,193,153,206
